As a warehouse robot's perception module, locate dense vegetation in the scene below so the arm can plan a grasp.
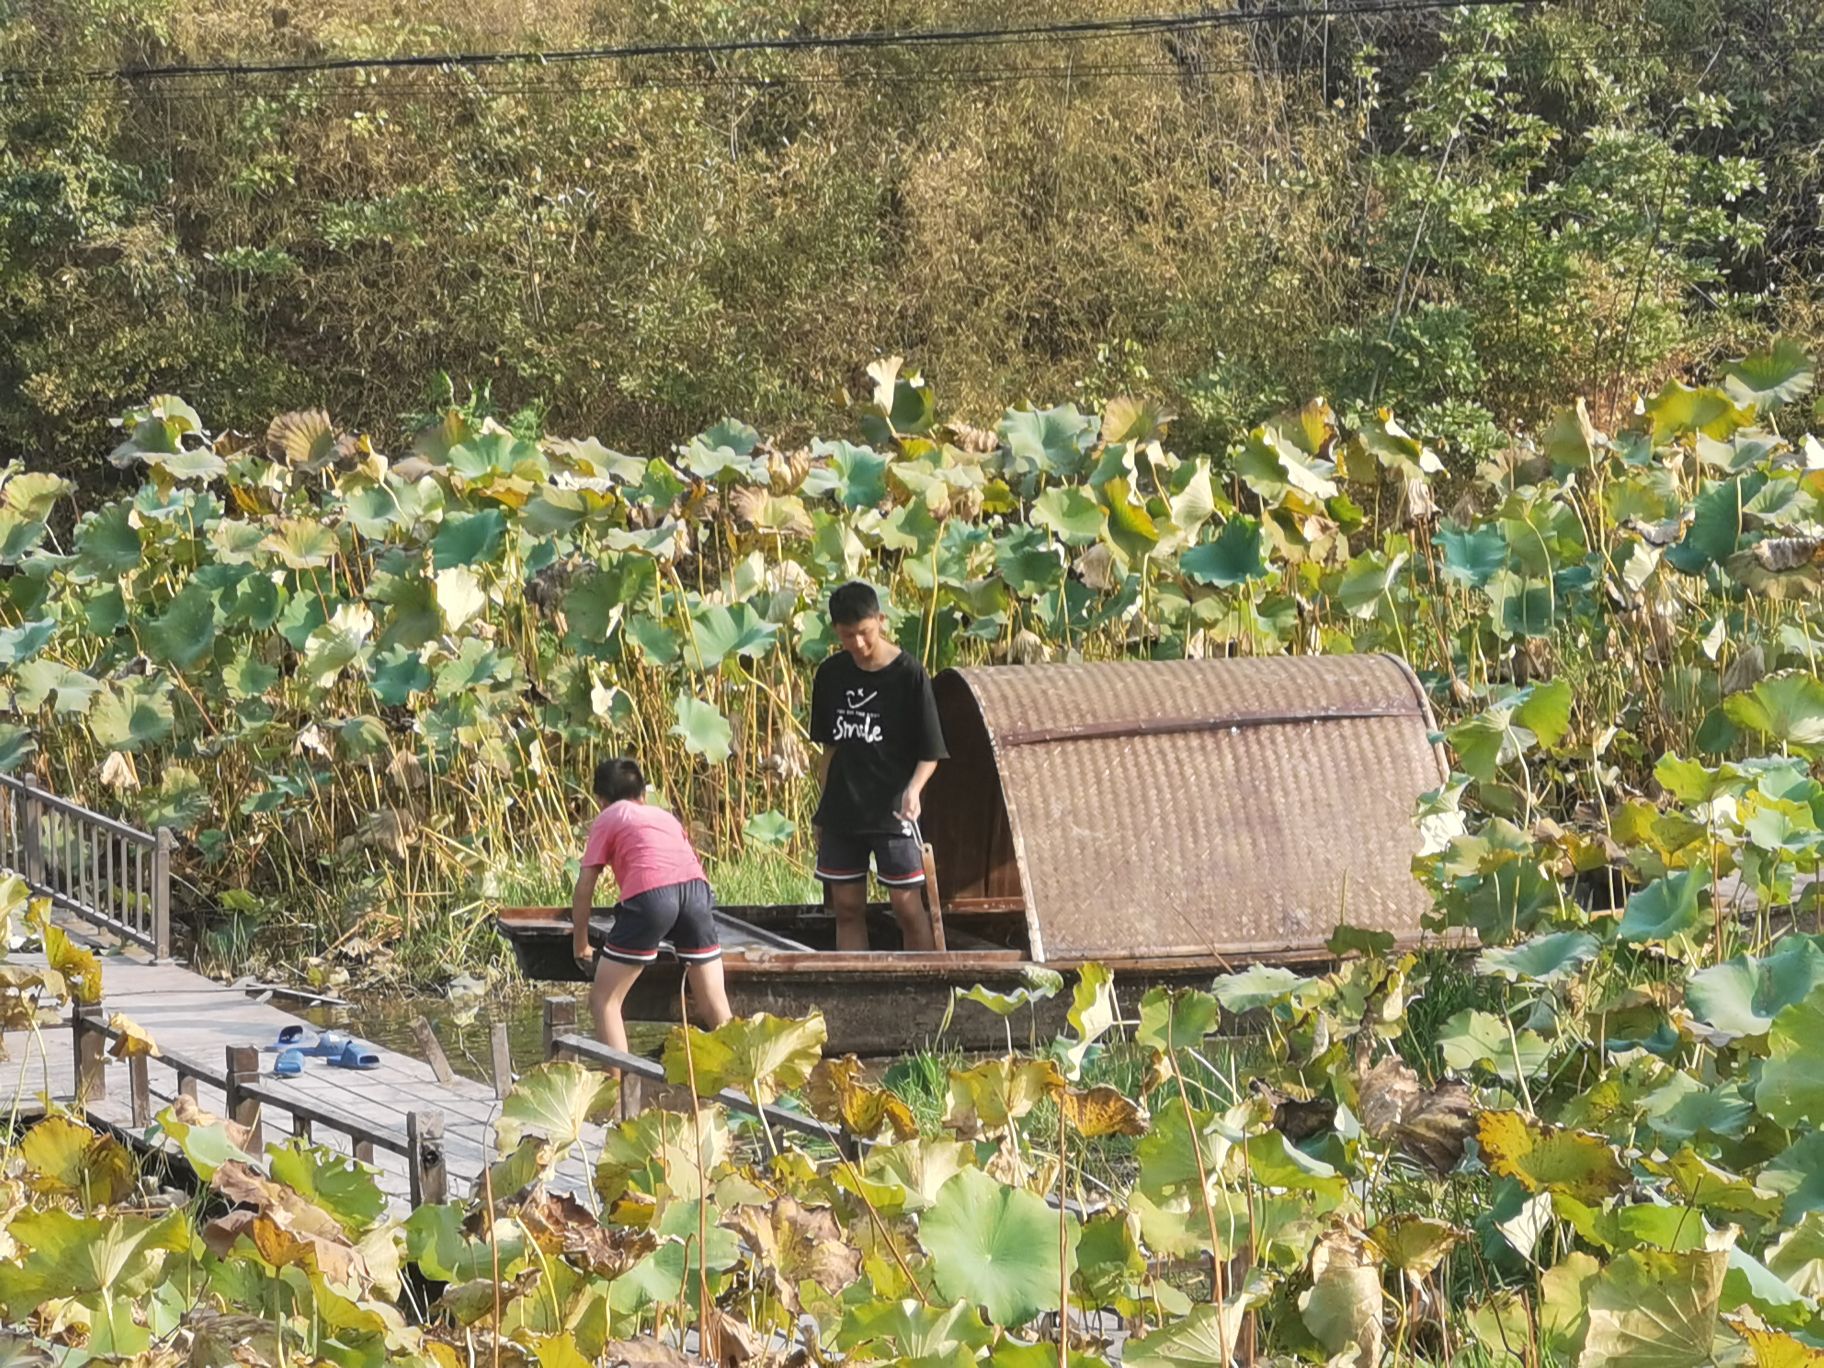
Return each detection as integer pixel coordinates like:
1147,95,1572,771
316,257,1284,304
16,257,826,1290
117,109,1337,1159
3,0,1821,472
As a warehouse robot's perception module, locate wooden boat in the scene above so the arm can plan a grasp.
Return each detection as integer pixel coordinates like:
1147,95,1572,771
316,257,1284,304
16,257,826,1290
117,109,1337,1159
497,655,1447,1055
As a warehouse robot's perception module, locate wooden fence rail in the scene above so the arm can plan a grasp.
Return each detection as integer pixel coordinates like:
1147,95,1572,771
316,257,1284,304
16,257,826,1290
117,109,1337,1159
71,1003,447,1205
1,774,171,959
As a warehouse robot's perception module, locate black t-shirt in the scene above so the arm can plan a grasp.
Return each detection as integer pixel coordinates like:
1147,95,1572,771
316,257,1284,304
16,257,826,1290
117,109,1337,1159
810,650,948,834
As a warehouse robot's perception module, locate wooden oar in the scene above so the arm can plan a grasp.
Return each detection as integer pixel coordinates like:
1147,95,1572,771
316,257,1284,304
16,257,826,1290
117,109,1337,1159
911,818,947,952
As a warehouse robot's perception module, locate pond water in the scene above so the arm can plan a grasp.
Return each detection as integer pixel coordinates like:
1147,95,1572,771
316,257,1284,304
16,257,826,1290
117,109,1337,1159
293,987,672,1086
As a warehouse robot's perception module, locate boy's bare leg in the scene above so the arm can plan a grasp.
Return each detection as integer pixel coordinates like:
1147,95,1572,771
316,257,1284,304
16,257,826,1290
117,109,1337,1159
831,879,870,950
684,960,735,1029
590,958,644,1054
889,885,935,951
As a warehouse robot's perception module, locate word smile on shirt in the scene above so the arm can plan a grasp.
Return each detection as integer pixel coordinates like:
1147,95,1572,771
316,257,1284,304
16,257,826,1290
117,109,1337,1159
833,687,884,743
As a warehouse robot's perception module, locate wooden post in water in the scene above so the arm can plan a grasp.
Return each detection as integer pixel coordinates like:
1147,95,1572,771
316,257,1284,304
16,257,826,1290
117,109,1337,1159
224,1044,262,1151
408,1110,447,1206
71,1001,105,1106
541,996,575,1061
490,1022,513,1100
410,1016,455,1086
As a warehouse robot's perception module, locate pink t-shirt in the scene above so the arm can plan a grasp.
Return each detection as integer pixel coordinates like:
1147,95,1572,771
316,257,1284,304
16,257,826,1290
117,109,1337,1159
580,801,706,901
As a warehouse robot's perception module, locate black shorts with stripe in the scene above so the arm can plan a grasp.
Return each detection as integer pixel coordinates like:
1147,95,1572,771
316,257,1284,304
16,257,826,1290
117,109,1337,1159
596,878,722,968
814,826,926,888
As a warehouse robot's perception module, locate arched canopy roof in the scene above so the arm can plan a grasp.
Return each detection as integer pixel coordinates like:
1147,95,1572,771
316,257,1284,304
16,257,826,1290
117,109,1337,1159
922,655,1446,962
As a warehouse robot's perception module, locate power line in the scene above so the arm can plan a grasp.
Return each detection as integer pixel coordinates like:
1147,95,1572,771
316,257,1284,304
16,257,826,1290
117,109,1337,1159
0,0,1532,88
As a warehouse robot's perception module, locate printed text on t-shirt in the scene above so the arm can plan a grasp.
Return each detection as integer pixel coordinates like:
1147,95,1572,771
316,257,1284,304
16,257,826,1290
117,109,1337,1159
833,687,883,743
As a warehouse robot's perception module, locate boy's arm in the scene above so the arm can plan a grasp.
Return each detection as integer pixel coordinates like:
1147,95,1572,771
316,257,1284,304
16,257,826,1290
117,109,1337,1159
898,759,938,822
571,866,602,962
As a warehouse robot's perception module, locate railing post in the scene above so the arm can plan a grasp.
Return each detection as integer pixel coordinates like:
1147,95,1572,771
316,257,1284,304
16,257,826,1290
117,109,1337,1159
541,996,575,1061
408,1110,447,1206
71,1000,105,1106
490,1022,513,1100
129,1054,151,1127
224,1044,262,1152
151,828,173,961
20,775,43,889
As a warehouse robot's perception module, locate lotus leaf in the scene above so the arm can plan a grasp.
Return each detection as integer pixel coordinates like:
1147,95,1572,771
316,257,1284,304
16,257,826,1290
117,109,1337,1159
999,403,1097,482
496,1060,618,1154
1030,486,1105,545
681,418,764,481
1181,514,1270,587
1056,961,1118,1078
664,1010,825,1106
1477,930,1600,984
19,1117,136,1206
1688,937,1824,1042
155,1100,257,1180
1725,338,1816,411
1209,964,1314,1014
669,692,732,764
805,1054,916,1142
1298,1222,1382,1368
1617,866,1708,944
1126,1300,1259,1368
742,809,796,848
943,1056,1064,1134
75,502,142,574
1579,1246,1728,1368
837,1137,975,1215
1737,1326,1824,1367
404,1204,530,1283
1136,986,1220,1052
1725,672,1824,750
431,508,507,569
0,619,54,669
919,1168,1077,1328
1438,1009,1550,1082
835,1297,996,1361
1669,472,1767,573
722,1195,861,1314
268,1138,387,1234
994,525,1064,595
1478,1111,1629,1203
688,602,778,670
0,1208,190,1321
1059,1085,1149,1138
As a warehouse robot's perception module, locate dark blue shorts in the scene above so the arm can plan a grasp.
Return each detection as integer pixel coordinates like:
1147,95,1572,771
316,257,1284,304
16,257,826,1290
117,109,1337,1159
597,879,721,967
815,826,926,888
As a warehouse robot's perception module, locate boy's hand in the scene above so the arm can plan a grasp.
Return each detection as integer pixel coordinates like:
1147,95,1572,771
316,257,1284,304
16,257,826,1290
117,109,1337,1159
897,789,922,823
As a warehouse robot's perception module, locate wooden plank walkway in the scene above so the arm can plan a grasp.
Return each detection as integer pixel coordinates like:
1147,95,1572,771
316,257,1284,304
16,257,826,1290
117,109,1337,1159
0,942,602,1212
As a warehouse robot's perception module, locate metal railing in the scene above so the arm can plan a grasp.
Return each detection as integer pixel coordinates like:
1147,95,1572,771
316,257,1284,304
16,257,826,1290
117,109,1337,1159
0,774,171,959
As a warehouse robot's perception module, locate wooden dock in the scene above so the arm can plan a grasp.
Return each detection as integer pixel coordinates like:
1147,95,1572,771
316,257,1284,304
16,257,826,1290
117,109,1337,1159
1,939,600,1211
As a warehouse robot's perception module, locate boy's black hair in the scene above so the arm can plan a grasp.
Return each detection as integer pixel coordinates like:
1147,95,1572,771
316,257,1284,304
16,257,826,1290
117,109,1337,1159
828,581,883,626
593,757,646,804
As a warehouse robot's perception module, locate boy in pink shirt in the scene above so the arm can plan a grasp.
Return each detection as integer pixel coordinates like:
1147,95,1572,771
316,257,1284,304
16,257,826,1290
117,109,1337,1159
570,757,733,1050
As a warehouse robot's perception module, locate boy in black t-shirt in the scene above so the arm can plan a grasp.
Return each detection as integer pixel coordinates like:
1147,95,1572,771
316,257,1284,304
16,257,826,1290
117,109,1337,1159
810,582,948,951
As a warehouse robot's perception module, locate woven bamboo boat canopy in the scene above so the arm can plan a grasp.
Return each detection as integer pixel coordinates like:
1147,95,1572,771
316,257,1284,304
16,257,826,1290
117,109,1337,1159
921,654,1446,963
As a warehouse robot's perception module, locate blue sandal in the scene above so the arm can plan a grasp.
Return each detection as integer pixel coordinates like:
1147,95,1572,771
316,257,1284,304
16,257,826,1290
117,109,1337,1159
306,1030,351,1058
327,1040,380,1070
273,1047,304,1078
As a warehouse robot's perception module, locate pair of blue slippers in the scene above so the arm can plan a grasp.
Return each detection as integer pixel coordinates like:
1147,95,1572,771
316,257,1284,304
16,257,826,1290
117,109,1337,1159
269,1025,381,1077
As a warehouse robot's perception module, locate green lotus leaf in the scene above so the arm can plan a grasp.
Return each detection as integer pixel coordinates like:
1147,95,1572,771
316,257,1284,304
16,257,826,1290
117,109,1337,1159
75,502,142,575
0,1208,190,1323
496,1060,619,1154
689,601,779,670
550,436,647,484
1667,473,1767,573
1617,866,1707,944
1353,406,1442,481
12,661,100,716
1724,1246,1811,1332
836,1137,975,1216
151,1102,256,1181
448,428,543,480
1436,523,1508,588
629,616,683,668
999,403,1097,482
1209,964,1314,1014
431,508,507,570
680,417,765,481
1724,673,1824,751
1580,1246,1728,1368
742,810,795,848
262,517,339,570
301,603,374,691
1647,1079,1754,1145
1127,1301,1255,1368
1336,549,1407,618
89,677,174,753
1766,1212,1824,1301
994,526,1064,595
1643,379,1753,446
0,725,36,774
405,1203,531,1283
3,472,73,522
1754,985,1824,1129
142,764,210,831
268,1137,388,1234
433,637,511,697
1725,337,1816,412
0,510,47,566
336,714,390,761
877,498,942,556
1476,931,1600,985
670,692,731,764
919,1168,1077,1328
813,440,891,510
0,619,55,668
341,482,404,538
834,1298,996,1361
370,645,431,706
1183,516,1269,587
369,570,440,651
1687,938,1824,1042
1136,986,1220,1052
954,982,1051,1019
1438,1009,1551,1083
1057,961,1118,1078
663,1010,826,1105
145,583,218,669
